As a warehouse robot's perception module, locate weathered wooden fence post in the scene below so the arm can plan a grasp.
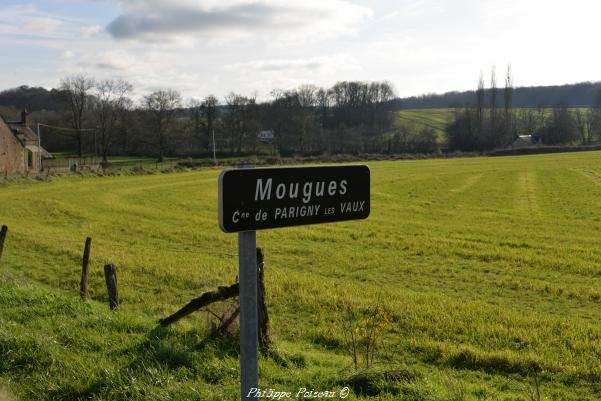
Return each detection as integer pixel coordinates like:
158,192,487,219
104,264,119,310
256,248,270,352
0,225,8,264
80,237,92,299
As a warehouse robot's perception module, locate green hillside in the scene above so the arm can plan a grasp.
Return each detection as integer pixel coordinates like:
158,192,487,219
2,152,601,400
395,108,456,137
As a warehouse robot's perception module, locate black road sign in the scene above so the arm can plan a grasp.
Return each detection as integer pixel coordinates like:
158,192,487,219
218,165,370,233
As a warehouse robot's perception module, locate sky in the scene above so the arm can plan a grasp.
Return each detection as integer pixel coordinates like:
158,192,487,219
0,0,600,102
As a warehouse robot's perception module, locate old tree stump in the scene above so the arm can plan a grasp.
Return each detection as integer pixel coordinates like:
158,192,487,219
0,225,8,264
159,247,270,351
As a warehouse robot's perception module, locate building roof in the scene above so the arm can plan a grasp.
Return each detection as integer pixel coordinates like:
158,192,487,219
1,110,37,144
1,114,53,158
25,144,53,159
7,123,39,143
258,130,275,141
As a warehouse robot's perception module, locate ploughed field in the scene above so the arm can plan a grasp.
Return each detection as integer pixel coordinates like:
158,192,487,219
1,152,601,400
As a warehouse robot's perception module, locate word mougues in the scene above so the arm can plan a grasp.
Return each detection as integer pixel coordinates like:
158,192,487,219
255,178,348,204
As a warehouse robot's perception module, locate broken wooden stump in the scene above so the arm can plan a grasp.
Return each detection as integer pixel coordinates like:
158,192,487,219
104,263,119,310
158,247,270,351
257,247,270,352
80,237,92,299
0,225,8,264
212,299,240,336
159,283,240,326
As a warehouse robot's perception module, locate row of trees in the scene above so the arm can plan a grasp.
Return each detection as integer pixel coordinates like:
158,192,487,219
447,67,601,151
31,75,398,161
447,66,516,151
7,72,600,158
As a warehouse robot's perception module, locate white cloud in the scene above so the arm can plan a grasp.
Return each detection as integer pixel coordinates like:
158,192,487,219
221,54,363,98
22,17,63,35
74,49,139,71
80,25,102,39
0,5,65,38
106,0,373,43
227,55,360,74
62,50,75,60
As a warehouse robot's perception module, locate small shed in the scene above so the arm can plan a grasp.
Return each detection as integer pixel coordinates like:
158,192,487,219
257,130,275,143
513,134,542,149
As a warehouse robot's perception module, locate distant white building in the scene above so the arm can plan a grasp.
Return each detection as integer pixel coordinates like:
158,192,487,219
513,134,542,148
258,130,275,143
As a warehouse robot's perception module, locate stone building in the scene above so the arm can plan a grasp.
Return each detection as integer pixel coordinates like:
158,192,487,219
0,110,51,175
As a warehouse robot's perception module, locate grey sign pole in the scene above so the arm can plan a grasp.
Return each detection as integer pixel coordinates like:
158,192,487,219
237,165,258,400
239,230,258,399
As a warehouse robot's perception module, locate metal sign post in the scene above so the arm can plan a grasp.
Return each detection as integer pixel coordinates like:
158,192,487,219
234,163,259,401
238,230,258,400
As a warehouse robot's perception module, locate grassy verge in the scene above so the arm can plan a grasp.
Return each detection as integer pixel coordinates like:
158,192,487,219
2,152,601,400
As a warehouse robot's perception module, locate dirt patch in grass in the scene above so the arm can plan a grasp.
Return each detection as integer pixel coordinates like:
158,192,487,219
0,387,15,401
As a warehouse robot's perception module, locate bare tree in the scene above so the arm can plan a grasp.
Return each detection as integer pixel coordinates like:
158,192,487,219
379,81,395,103
503,64,514,146
188,98,203,151
327,80,395,130
594,112,601,143
541,104,578,145
297,84,318,107
60,74,95,156
223,93,260,155
489,66,498,147
519,108,537,135
592,92,601,142
202,95,219,151
223,92,246,155
537,103,546,132
315,87,330,127
574,108,595,145
144,89,182,162
93,79,132,163
476,71,485,134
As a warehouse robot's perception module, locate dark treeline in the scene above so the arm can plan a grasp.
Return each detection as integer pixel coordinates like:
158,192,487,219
446,67,601,151
0,85,65,111
5,81,601,113
401,81,601,109
0,77,398,161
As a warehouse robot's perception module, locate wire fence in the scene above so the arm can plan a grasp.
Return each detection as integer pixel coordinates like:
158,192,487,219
43,157,101,172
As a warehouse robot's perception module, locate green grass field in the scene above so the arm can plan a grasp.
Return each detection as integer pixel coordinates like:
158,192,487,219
393,107,591,141
2,152,601,400
395,109,456,138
